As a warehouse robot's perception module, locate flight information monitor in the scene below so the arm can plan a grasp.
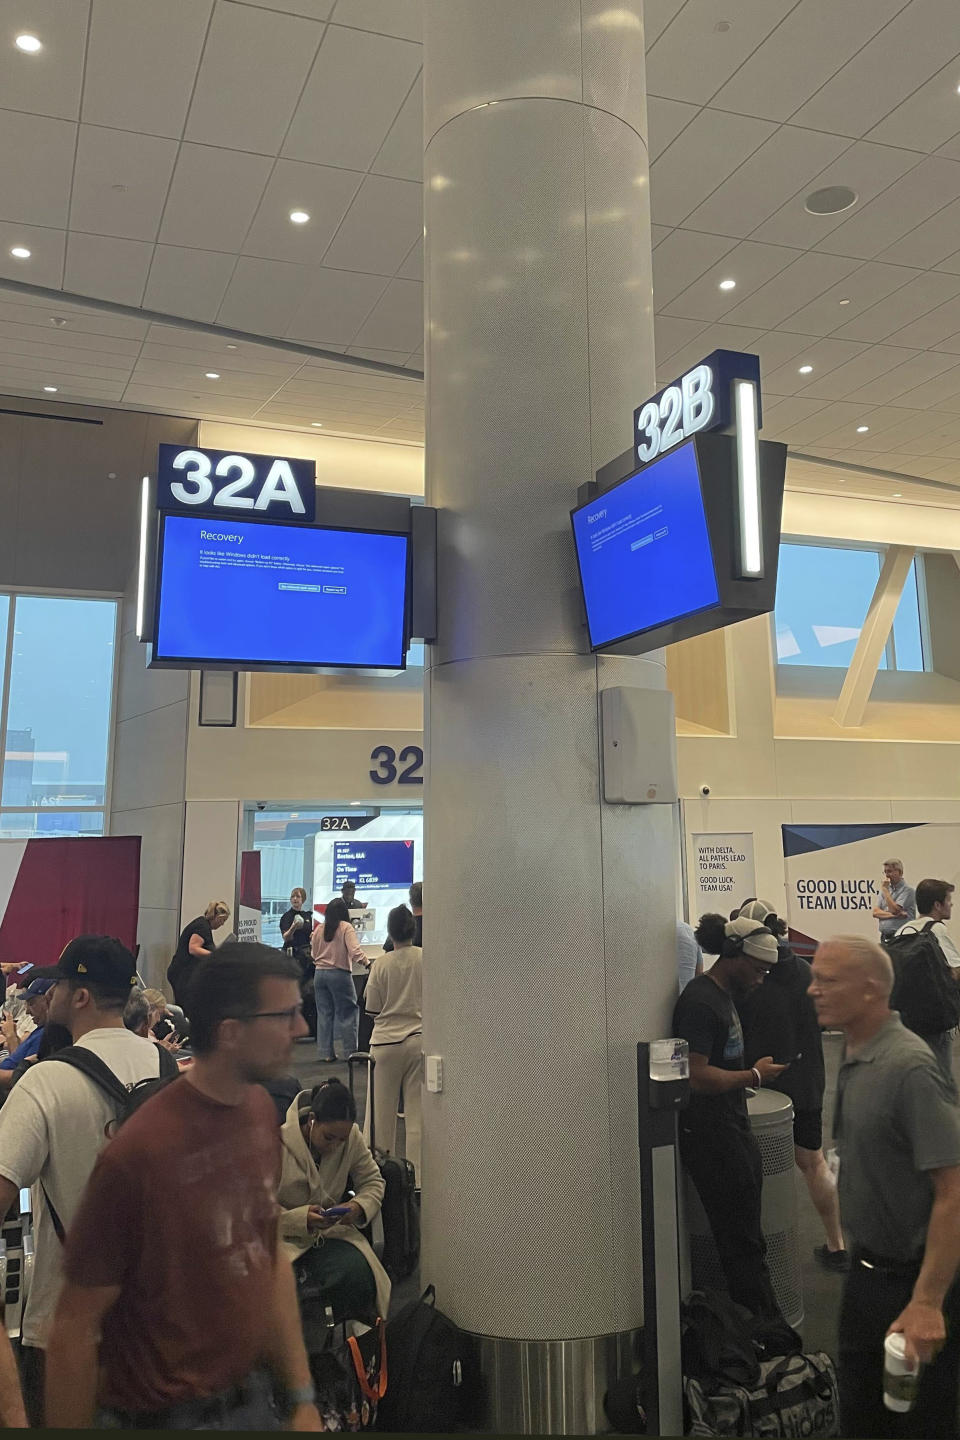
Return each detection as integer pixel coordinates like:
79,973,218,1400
571,439,720,650
153,513,409,670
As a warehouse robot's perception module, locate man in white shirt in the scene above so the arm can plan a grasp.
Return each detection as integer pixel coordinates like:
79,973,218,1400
0,936,162,1426
895,878,960,1081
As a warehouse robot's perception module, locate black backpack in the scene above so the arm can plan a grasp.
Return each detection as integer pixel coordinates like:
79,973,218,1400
376,1285,471,1432
887,920,960,1037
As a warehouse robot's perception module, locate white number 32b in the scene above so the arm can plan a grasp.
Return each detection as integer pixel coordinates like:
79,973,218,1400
635,364,715,464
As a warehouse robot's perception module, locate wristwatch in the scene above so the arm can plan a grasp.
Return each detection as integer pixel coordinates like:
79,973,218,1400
286,1384,316,1408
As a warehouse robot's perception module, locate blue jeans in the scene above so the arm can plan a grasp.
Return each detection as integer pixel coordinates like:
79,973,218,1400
314,967,358,1060
96,1368,280,1429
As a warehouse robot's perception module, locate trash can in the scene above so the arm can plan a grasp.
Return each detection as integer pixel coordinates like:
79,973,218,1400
684,1089,803,1327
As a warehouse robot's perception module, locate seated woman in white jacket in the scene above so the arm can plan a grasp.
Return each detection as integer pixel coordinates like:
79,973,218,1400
278,1079,391,1326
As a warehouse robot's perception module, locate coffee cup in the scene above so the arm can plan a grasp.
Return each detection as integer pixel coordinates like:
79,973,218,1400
884,1333,919,1413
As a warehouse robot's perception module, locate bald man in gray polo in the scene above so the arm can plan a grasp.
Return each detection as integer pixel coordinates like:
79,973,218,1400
810,934,960,1438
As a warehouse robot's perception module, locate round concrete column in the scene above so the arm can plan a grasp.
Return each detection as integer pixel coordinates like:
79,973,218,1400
421,5,676,1431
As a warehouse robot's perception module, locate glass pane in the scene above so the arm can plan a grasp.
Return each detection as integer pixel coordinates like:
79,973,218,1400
0,810,103,838
0,596,8,719
775,544,882,669
892,560,925,672
2,597,117,807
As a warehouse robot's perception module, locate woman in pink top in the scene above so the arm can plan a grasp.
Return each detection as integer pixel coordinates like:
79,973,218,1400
311,897,368,1062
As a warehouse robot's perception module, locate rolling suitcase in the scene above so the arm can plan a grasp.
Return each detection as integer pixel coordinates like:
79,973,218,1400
348,1051,420,1283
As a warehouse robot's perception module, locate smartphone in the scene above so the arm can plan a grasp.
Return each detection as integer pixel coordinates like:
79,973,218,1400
323,1205,352,1219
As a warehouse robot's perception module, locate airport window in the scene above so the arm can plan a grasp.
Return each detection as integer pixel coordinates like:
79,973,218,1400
774,543,927,672
0,593,118,835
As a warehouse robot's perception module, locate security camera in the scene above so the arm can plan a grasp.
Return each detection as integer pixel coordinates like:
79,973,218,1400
699,783,711,798
256,801,267,811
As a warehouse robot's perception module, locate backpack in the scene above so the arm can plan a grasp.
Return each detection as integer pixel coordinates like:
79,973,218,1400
682,1290,762,1390
887,920,960,1037
684,1351,839,1437
40,1044,178,1242
375,1284,470,1432
378,1152,420,1283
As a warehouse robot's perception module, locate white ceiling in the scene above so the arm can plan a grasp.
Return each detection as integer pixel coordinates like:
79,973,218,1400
1,0,960,480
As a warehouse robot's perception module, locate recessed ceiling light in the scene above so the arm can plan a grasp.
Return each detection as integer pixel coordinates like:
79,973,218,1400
49,315,67,327
798,364,813,374
893,492,902,497
839,297,851,305
718,278,736,291
10,246,31,259
289,209,310,225
856,425,869,433
205,372,220,379
805,185,858,216
714,19,732,31
15,34,42,53
225,343,238,351
43,385,57,393
311,422,323,427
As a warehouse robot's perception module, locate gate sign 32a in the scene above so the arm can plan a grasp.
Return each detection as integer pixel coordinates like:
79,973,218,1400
156,444,316,521
632,350,762,469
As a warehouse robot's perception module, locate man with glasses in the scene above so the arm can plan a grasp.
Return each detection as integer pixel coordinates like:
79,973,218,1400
45,944,321,1432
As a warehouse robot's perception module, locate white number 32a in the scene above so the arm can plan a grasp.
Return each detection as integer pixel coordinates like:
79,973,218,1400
635,364,715,464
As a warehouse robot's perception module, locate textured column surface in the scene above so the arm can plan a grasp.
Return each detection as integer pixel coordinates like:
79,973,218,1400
422,0,677,1343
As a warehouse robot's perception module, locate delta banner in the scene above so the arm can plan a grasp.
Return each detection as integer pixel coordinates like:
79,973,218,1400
237,850,262,944
782,823,960,955
0,836,140,967
691,832,756,921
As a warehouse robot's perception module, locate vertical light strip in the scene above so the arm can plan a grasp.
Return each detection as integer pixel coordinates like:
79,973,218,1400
135,476,149,639
734,379,763,577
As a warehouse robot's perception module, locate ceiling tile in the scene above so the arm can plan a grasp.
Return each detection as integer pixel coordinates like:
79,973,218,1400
185,1,324,153
663,238,796,322
0,319,142,356
721,251,860,329
779,261,918,336
216,256,310,334
345,346,411,365
867,57,960,153
142,246,237,322
371,73,422,182
330,0,421,40
790,0,960,138
0,0,88,119
0,222,65,289
646,0,797,106
397,236,422,281
0,300,146,341
934,329,960,355
817,156,960,261
878,197,960,271
283,267,388,344
0,332,135,370
0,110,75,228
650,109,777,226
884,293,960,350
654,314,705,367
652,229,736,307
761,338,869,397
243,160,363,262
69,126,179,242
322,175,422,275
759,395,832,439
140,339,298,378
159,144,273,251
751,140,918,249
711,0,908,122
657,322,765,379
895,364,960,412
681,125,850,239
353,278,422,351
64,233,153,306
230,0,335,16
283,25,421,170
646,96,699,161
130,359,285,400
750,330,820,371
642,0,688,46
798,344,920,399
834,270,960,342
843,351,959,406
82,0,214,138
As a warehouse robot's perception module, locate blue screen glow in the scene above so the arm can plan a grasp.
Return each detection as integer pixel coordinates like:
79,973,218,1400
333,839,415,890
155,514,408,669
571,441,719,648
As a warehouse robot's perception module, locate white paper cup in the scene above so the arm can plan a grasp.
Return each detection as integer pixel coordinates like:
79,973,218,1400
884,1333,919,1413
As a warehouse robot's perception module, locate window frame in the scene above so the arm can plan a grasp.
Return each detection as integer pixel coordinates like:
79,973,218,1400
774,538,930,674
0,586,121,837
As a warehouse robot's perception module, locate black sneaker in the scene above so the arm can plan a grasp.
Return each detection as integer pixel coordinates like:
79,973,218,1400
814,1245,850,1273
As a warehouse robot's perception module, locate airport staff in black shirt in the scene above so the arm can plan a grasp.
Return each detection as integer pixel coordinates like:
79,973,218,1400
674,914,786,1319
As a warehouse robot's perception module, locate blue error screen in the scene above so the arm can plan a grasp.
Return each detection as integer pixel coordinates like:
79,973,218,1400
571,441,719,648
155,513,408,668
334,840,414,890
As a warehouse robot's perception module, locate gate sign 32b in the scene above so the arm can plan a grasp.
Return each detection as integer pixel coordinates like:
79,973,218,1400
156,444,316,521
633,349,761,469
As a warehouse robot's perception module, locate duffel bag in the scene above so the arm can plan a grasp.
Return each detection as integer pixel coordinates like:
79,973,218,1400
685,1350,839,1437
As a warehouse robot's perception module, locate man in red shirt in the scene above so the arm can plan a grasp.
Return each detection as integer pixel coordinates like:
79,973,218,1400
44,943,321,1431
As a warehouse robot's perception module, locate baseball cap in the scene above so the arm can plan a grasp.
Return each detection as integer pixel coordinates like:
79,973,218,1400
726,916,779,965
739,899,778,925
23,976,56,999
53,936,138,994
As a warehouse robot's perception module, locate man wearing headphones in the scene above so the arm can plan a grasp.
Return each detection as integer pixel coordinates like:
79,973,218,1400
674,915,787,1319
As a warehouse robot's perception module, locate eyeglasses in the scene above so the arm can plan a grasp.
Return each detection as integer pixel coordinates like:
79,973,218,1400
238,1006,303,1026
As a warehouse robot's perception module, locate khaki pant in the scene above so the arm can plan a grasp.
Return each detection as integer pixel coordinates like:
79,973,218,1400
366,1033,421,1181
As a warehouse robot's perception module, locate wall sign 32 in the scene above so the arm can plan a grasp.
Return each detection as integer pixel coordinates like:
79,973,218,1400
369,744,424,786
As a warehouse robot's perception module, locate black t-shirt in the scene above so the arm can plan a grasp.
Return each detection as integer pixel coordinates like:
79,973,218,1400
279,908,313,955
168,917,214,989
673,974,748,1129
738,947,825,1111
